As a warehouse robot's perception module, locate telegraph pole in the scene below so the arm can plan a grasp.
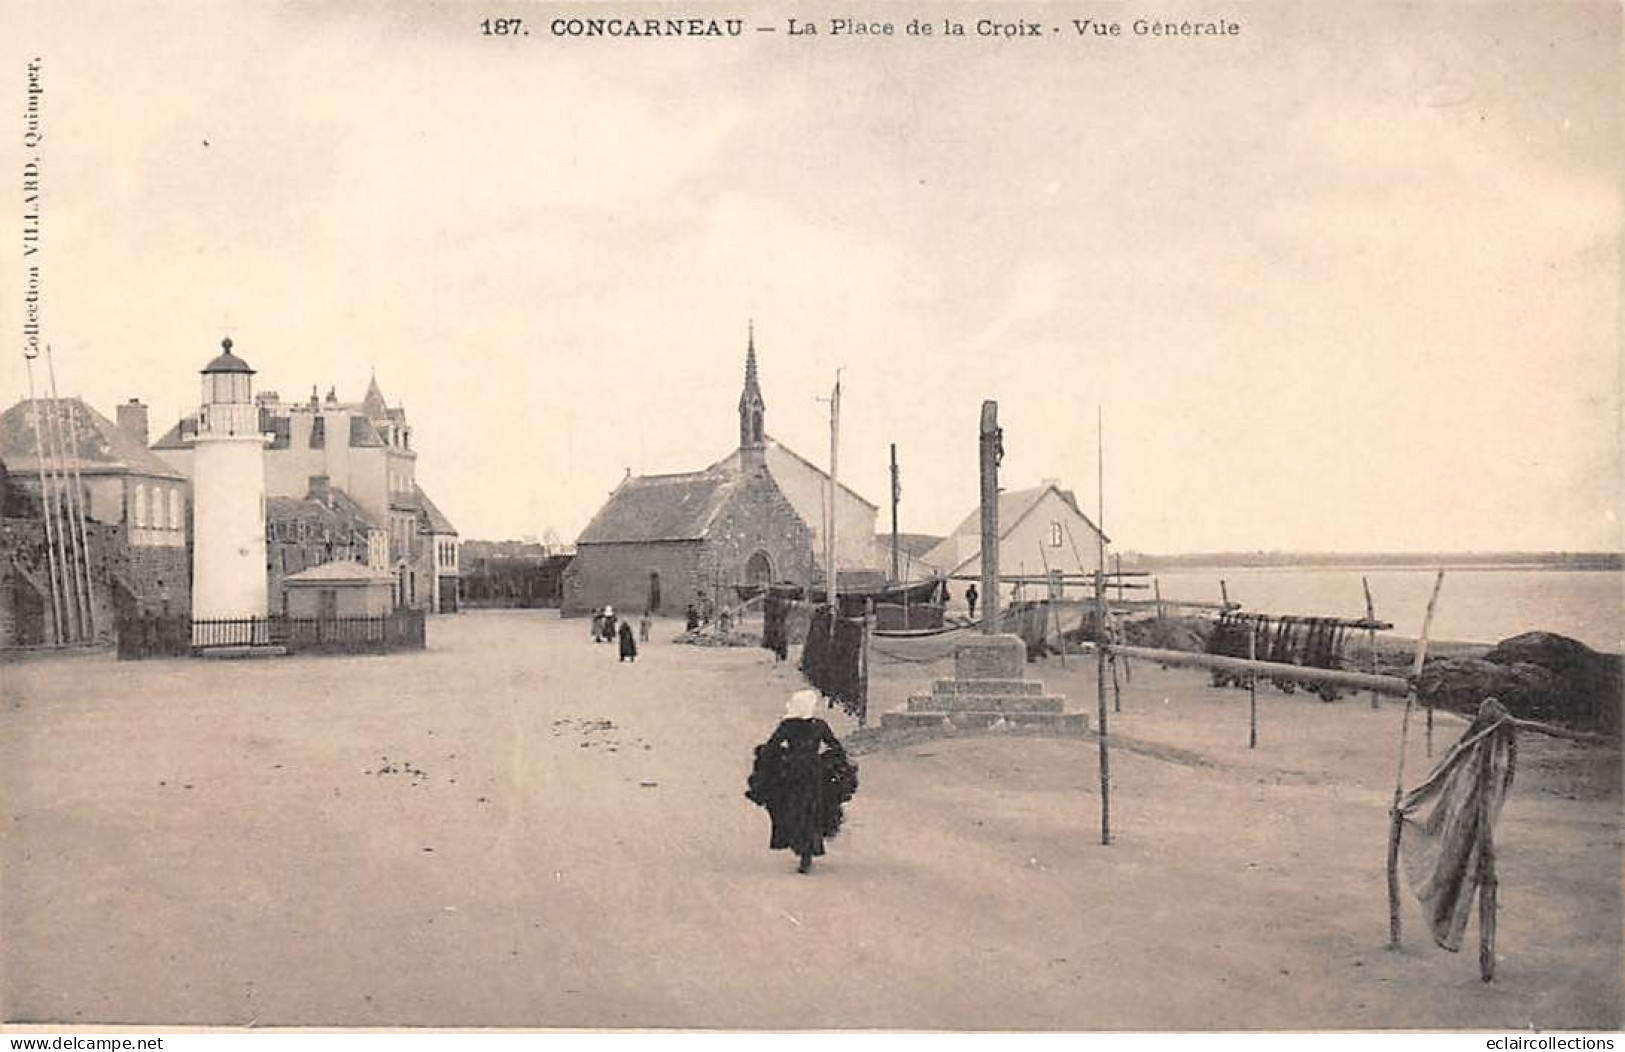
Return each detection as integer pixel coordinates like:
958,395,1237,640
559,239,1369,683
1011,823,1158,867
824,372,842,609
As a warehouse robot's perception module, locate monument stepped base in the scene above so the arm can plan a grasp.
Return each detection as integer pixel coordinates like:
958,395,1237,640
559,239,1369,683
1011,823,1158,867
885,633,1088,735
880,710,1091,734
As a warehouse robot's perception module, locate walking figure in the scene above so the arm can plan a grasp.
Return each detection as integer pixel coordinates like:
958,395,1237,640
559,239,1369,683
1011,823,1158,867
639,610,652,643
745,690,859,874
966,583,979,621
618,619,638,662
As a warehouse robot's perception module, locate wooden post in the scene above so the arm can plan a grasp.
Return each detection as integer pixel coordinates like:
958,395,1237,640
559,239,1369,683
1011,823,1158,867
1386,806,1406,949
1115,553,1124,603
1388,569,1446,950
1036,541,1065,668
1095,568,1111,846
1248,623,1258,749
1417,570,1445,757
1220,579,1230,610
1111,647,1122,713
860,597,872,729
889,443,900,584
1478,740,1498,982
1363,576,1379,711
1154,577,1164,622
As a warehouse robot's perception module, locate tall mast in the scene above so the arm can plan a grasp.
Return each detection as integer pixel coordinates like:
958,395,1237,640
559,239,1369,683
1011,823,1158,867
1097,406,1106,575
24,360,64,643
62,396,98,639
45,346,91,640
39,356,80,641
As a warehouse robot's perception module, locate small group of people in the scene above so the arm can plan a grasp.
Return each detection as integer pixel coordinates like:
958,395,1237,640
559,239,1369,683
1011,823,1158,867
590,605,648,662
745,689,859,874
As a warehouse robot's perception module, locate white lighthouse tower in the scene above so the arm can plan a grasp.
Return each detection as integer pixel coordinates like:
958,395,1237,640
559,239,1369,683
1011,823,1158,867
189,337,271,634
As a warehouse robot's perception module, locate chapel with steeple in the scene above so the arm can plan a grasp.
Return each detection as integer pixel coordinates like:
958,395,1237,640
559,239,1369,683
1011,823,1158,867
563,324,881,617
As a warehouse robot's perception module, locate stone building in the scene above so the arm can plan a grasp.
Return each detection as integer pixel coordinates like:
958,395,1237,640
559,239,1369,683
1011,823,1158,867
562,328,877,616
266,482,387,615
0,396,191,645
153,367,459,613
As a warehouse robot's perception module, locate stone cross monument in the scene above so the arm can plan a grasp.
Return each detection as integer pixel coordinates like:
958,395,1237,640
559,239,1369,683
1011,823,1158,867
979,400,1000,634
883,401,1085,733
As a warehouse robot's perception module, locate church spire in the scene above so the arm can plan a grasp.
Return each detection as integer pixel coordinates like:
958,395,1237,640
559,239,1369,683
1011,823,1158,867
738,321,766,467
361,370,388,423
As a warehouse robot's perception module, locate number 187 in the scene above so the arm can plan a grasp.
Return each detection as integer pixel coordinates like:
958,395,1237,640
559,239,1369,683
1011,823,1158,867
480,18,525,35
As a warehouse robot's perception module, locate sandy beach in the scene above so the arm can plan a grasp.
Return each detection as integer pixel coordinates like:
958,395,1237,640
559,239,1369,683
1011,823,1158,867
2,610,1618,1030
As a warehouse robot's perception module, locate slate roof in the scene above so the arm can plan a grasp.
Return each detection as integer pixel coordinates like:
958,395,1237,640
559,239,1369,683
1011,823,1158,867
151,408,386,450
874,532,946,560
268,488,383,533
412,484,457,534
284,559,394,583
0,398,185,480
361,375,390,423
576,471,740,544
707,435,878,511
349,416,384,448
149,415,197,450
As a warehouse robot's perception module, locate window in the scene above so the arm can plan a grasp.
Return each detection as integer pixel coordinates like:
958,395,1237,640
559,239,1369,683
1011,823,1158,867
170,489,182,529
1050,521,1063,548
133,485,147,527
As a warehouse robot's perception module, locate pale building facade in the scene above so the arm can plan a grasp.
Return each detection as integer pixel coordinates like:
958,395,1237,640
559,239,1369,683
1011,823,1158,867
918,481,1109,587
154,371,458,613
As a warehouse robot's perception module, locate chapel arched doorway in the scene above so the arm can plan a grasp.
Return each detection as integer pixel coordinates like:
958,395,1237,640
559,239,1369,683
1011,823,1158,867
744,551,773,587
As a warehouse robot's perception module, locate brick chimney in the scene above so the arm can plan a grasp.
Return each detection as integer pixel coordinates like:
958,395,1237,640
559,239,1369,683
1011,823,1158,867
307,475,331,504
117,398,150,446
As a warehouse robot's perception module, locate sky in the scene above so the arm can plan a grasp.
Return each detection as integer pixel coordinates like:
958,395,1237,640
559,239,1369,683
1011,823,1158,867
3,1,1619,553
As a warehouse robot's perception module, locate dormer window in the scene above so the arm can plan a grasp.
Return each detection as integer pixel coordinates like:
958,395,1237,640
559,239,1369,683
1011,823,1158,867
1050,521,1063,548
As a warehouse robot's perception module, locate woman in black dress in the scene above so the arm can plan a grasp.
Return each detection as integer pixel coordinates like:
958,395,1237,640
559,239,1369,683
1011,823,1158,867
617,618,638,662
745,689,858,873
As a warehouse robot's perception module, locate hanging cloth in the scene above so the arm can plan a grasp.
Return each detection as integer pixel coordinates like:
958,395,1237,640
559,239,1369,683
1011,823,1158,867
1396,697,1518,951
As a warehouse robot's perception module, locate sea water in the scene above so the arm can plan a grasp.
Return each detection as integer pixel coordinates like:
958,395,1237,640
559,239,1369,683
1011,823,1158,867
1149,567,1623,652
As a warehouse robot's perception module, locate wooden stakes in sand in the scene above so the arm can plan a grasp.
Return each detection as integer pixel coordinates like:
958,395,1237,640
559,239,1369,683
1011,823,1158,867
1417,570,1445,757
1363,577,1380,711
1477,735,1499,982
1386,569,1446,951
1247,621,1259,749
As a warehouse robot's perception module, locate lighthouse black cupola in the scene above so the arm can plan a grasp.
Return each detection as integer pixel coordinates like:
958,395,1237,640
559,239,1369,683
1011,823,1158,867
198,337,260,437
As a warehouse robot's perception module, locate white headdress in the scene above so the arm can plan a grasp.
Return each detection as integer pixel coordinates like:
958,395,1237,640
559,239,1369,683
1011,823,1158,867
785,689,821,720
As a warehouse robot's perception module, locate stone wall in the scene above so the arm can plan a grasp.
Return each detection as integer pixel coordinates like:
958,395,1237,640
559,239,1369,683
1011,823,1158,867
562,541,704,618
0,518,181,646
700,472,815,592
124,542,191,619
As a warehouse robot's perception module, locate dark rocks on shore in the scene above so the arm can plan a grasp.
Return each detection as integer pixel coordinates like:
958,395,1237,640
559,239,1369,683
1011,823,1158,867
1418,632,1620,735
